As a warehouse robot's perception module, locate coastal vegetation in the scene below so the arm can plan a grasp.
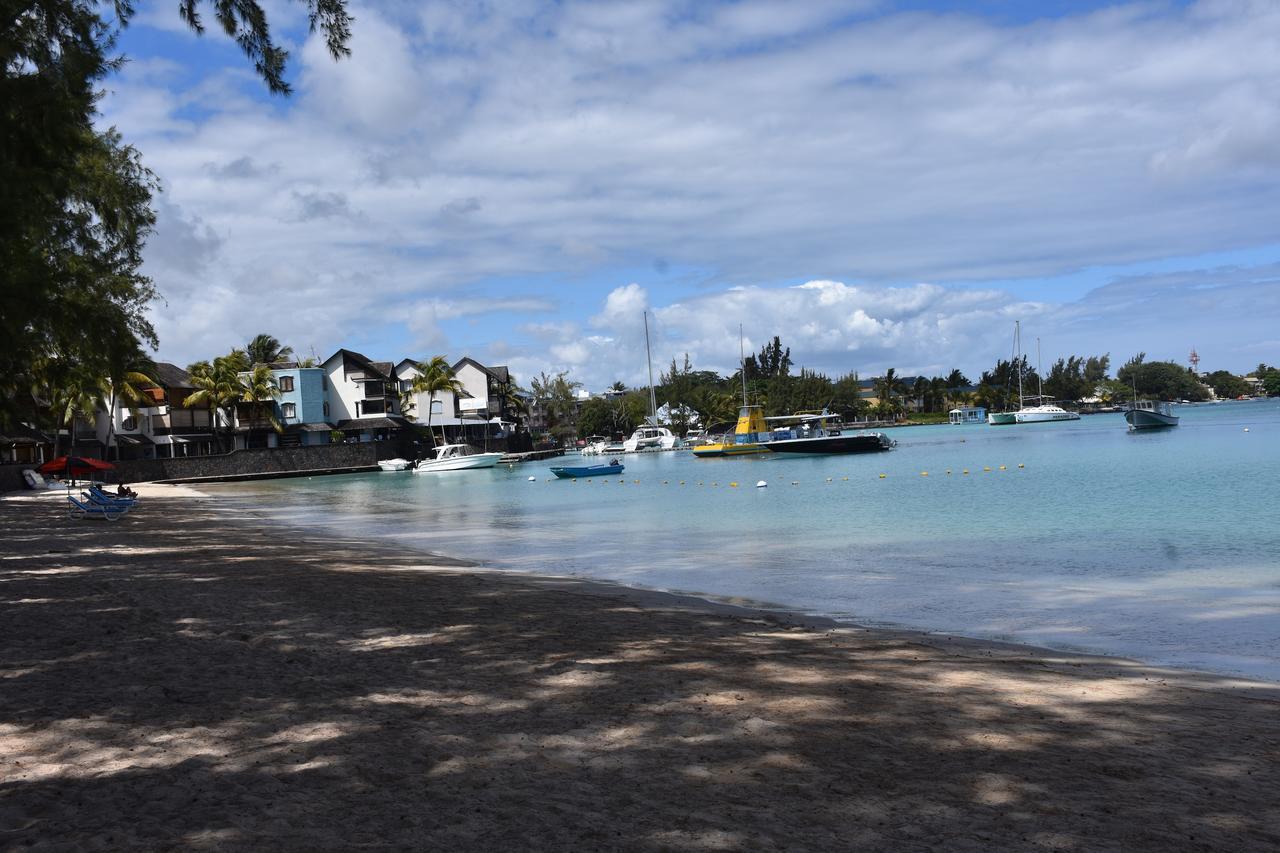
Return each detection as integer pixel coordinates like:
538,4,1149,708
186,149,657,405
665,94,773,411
2,0,351,430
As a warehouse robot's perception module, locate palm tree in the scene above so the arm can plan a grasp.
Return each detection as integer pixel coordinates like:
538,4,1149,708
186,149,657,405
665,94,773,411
245,334,293,366
929,376,949,413
100,346,157,459
408,356,464,445
873,369,907,419
49,371,100,459
239,364,282,437
185,352,249,452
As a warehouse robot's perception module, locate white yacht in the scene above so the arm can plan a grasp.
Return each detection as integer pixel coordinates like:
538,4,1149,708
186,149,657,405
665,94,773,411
377,458,412,471
412,444,504,472
622,424,680,452
1014,403,1080,424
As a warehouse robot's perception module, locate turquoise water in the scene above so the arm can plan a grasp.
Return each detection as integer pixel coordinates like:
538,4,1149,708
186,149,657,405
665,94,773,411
212,400,1280,680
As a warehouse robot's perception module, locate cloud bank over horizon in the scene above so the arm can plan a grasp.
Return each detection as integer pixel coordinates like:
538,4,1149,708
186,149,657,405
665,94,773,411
103,0,1280,386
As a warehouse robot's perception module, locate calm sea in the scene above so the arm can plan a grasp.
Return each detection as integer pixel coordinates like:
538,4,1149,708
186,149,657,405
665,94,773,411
209,399,1280,680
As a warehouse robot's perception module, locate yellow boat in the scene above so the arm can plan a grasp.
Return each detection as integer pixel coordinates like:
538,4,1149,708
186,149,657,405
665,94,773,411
690,405,771,457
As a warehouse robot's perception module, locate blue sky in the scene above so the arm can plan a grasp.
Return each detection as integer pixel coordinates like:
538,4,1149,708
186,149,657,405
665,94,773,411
100,0,1280,388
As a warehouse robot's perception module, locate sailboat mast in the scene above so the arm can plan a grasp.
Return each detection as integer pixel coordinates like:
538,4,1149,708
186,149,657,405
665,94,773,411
1015,320,1024,408
739,324,747,406
644,311,657,421
1036,336,1043,400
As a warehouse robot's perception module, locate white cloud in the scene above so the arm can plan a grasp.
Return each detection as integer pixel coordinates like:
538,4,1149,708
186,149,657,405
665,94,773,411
96,1,1280,372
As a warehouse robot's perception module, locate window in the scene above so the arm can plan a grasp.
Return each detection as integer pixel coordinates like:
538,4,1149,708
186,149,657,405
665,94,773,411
278,376,295,392
281,402,297,419
122,415,136,431
323,401,330,418
430,400,443,414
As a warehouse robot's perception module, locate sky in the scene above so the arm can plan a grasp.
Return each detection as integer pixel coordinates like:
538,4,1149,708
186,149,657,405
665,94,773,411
99,0,1280,389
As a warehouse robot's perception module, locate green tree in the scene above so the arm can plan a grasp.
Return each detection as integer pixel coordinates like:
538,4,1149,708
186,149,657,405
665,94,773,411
872,369,907,419
245,334,294,366
1116,357,1209,402
1204,370,1251,400
100,346,157,460
407,356,464,445
239,363,282,435
184,351,249,451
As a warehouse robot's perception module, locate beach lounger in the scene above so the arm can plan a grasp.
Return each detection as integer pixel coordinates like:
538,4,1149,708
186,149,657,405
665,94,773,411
67,495,129,521
83,490,137,510
88,486,138,507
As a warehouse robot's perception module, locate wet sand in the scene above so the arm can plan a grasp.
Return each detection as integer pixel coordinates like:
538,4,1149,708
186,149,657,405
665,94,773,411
2,484,1278,851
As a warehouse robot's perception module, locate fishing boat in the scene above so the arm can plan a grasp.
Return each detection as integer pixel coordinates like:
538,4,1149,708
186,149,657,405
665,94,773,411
1125,400,1179,430
412,443,504,472
763,411,896,455
377,458,412,471
550,461,625,479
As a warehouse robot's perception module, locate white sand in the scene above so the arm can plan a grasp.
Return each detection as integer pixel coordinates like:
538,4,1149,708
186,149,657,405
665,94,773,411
1,485,1278,851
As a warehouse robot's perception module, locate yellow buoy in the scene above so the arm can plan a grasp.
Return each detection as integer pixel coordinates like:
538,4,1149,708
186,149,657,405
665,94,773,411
983,467,991,472
963,469,969,475
841,476,849,481
729,481,739,487
878,473,886,479
921,471,928,477
1018,463,1024,468
680,480,686,485
999,465,1006,470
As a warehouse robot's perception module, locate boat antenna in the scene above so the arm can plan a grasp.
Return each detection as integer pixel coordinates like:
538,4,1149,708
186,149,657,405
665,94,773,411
644,310,657,423
739,324,747,406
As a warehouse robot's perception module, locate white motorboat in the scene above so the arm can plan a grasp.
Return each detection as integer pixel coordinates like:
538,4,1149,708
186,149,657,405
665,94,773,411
622,424,680,452
377,458,412,472
412,444,504,472
1125,400,1179,430
1014,403,1081,423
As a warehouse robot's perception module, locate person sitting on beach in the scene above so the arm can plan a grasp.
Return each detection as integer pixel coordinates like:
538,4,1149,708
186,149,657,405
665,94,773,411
117,483,138,499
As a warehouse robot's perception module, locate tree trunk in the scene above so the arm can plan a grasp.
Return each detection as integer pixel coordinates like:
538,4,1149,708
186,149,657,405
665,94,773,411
106,388,118,460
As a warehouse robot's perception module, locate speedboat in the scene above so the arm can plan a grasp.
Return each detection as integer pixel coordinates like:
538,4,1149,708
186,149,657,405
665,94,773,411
763,411,895,455
412,444,504,472
550,461,625,479
622,424,680,452
1125,400,1179,430
377,458,412,471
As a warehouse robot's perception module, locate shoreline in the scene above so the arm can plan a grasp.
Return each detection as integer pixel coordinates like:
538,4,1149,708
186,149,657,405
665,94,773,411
4,484,1279,850
202,480,1280,695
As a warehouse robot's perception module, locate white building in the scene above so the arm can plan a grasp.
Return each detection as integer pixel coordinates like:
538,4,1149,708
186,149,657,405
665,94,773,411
322,349,408,441
395,356,516,442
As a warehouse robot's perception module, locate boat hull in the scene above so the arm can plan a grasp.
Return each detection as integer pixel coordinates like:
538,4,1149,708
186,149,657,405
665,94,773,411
691,442,769,458
987,412,1017,425
764,433,894,455
377,459,411,471
550,464,624,478
1014,410,1081,423
1125,409,1179,430
413,452,504,472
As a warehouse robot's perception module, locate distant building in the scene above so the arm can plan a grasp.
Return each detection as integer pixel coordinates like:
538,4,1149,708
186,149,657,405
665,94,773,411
323,349,410,442
233,364,334,449
81,362,219,460
395,356,517,443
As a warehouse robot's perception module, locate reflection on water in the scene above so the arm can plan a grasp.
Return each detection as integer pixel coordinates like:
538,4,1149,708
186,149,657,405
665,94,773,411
210,400,1280,681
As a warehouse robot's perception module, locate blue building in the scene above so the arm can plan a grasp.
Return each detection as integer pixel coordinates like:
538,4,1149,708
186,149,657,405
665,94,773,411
235,365,334,448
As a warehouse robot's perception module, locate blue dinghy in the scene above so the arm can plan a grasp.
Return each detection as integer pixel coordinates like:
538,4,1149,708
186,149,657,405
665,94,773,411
550,461,624,479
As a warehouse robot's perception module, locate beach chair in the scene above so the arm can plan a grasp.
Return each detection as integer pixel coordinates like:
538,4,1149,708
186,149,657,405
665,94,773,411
88,486,138,507
83,489,137,510
67,495,129,521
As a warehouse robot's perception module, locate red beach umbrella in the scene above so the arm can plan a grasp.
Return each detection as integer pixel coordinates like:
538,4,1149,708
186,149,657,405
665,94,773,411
37,456,115,479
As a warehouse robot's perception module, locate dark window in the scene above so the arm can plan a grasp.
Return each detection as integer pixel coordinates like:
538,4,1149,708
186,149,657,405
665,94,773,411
323,401,330,417
278,376,295,392
122,415,137,431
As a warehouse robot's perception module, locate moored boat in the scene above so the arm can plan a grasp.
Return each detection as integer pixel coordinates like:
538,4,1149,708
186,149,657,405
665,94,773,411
763,411,895,455
377,458,412,471
550,461,625,478
622,424,680,452
412,444,504,472
1125,400,1179,430
690,405,772,457
1014,403,1081,424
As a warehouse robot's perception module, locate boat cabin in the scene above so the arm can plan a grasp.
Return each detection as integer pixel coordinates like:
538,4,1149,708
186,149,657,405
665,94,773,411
948,406,987,425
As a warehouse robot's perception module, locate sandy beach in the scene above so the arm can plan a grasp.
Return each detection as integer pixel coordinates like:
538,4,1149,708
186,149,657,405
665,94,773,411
2,485,1278,851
